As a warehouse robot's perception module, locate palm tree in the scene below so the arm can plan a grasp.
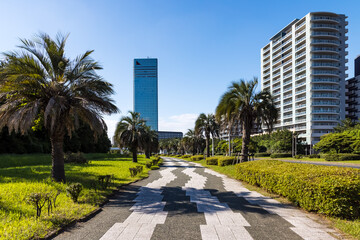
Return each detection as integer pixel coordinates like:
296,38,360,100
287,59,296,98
195,113,218,157
143,126,158,158
261,91,279,134
0,33,118,182
114,111,147,162
216,78,274,162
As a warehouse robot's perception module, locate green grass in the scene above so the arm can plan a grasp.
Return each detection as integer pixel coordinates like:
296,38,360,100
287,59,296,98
173,156,360,239
0,153,151,240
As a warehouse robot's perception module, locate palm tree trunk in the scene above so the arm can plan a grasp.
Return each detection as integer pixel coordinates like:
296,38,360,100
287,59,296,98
132,149,138,162
205,135,210,157
212,137,215,156
241,121,251,162
50,136,65,183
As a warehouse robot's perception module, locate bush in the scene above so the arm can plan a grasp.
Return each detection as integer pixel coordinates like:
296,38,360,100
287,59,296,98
234,160,360,219
64,152,88,164
218,156,236,166
145,161,152,168
190,155,204,161
150,165,159,170
206,157,218,165
324,153,360,161
293,154,304,159
182,155,191,158
254,153,271,157
270,153,292,158
97,175,112,190
309,154,320,158
66,183,83,203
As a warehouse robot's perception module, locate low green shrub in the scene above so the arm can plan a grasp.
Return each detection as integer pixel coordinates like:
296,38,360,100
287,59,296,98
190,155,204,161
309,154,320,158
218,156,236,166
205,157,218,165
270,153,292,158
150,165,159,170
97,175,112,190
324,153,360,161
182,155,191,158
293,154,304,159
66,183,83,203
254,153,271,157
234,160,360,219
145,161,152,168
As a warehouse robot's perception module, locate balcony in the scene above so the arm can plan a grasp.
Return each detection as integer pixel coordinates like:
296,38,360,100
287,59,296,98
296,96,306,102
296,51,306,59
312,78,339,83
296,21,306,30
295,36,306,45
296,29,306,37
312,85,339,91
296,111,306,116
312,24,339,30
296,44,306,52
312,31,340,38
311,16,339,23
295,82,306,88
312,70,339,77
311,39,339,45
312,108,339,114
312,62,339,68
284,94,292,99
296,59,306,66
312,117,339,121
312,93,339,98
284,101,292,106
283,80,292,86
296,89,306,95
295,74,306,80
296,104,306,109
295,66,306,73
283,114,293,119
312,101,338,106
312,54,339,60
296,119,307,123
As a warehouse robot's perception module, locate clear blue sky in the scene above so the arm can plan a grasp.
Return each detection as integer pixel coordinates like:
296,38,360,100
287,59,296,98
1,0,360,138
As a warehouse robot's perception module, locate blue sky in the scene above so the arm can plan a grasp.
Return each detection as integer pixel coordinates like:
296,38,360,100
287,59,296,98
1,0,360,138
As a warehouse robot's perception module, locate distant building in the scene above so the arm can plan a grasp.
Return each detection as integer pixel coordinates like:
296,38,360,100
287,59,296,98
158,131,183,140
346,56,360,121
134,58,158,131
261,12,348,145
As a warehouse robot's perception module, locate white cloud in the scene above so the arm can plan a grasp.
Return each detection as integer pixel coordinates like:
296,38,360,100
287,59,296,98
159,113,198,134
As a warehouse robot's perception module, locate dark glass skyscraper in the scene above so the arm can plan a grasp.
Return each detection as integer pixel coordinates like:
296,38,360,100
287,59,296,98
134,58,158,131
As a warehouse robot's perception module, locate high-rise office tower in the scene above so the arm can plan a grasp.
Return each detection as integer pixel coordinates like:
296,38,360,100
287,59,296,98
261,12,348,145
346,55,360,121
134,58,158,131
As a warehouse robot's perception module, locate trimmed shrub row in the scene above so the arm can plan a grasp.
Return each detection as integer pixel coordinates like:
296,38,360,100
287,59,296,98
190,155,204,161
235,160,360,219
254,153,271,157
205,156,218,165
218,156,236,166
323,153,360,161
270,153,292,158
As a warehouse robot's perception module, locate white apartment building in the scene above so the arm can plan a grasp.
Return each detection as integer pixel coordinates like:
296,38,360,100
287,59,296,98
261,12,348,145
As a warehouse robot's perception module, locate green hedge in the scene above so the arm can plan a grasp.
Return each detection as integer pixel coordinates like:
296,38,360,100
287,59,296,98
270,153,292,158
254,153,271,157
182,155,191,158
190,155,204,161
309,154,320,158
205,157,218,165
234,160,360,219
218,156,236,166
323,153,360,161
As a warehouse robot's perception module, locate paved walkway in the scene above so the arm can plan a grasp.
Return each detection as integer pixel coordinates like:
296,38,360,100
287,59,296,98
53,158,340,240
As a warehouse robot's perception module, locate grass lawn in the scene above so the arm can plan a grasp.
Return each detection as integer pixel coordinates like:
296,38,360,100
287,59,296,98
0,153,151,240
173,156,360,239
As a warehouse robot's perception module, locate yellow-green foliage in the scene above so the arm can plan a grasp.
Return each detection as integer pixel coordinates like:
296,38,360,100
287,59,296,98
0,154,150,239
190,155,204,161
235,160,360,219
218,156,235,166
205,156,218,165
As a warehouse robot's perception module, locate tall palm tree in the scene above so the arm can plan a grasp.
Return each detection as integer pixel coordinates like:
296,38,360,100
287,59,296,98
114,111,147,162
195,113,218,157
143,126,158,158
0,33,118,182
216,78,274,162
261,91,279,134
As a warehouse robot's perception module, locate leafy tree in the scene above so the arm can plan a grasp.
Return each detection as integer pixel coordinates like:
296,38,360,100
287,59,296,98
260,92,279,134
216,78,276,161
142,126,158,158
269,130,292,153
314,133,354,153
0,33,117,182
114,111,147,162
334,118,356,133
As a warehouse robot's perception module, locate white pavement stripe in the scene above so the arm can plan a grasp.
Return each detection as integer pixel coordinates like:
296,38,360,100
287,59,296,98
99,161,177,240
182,167,253,240
203,168,337,240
